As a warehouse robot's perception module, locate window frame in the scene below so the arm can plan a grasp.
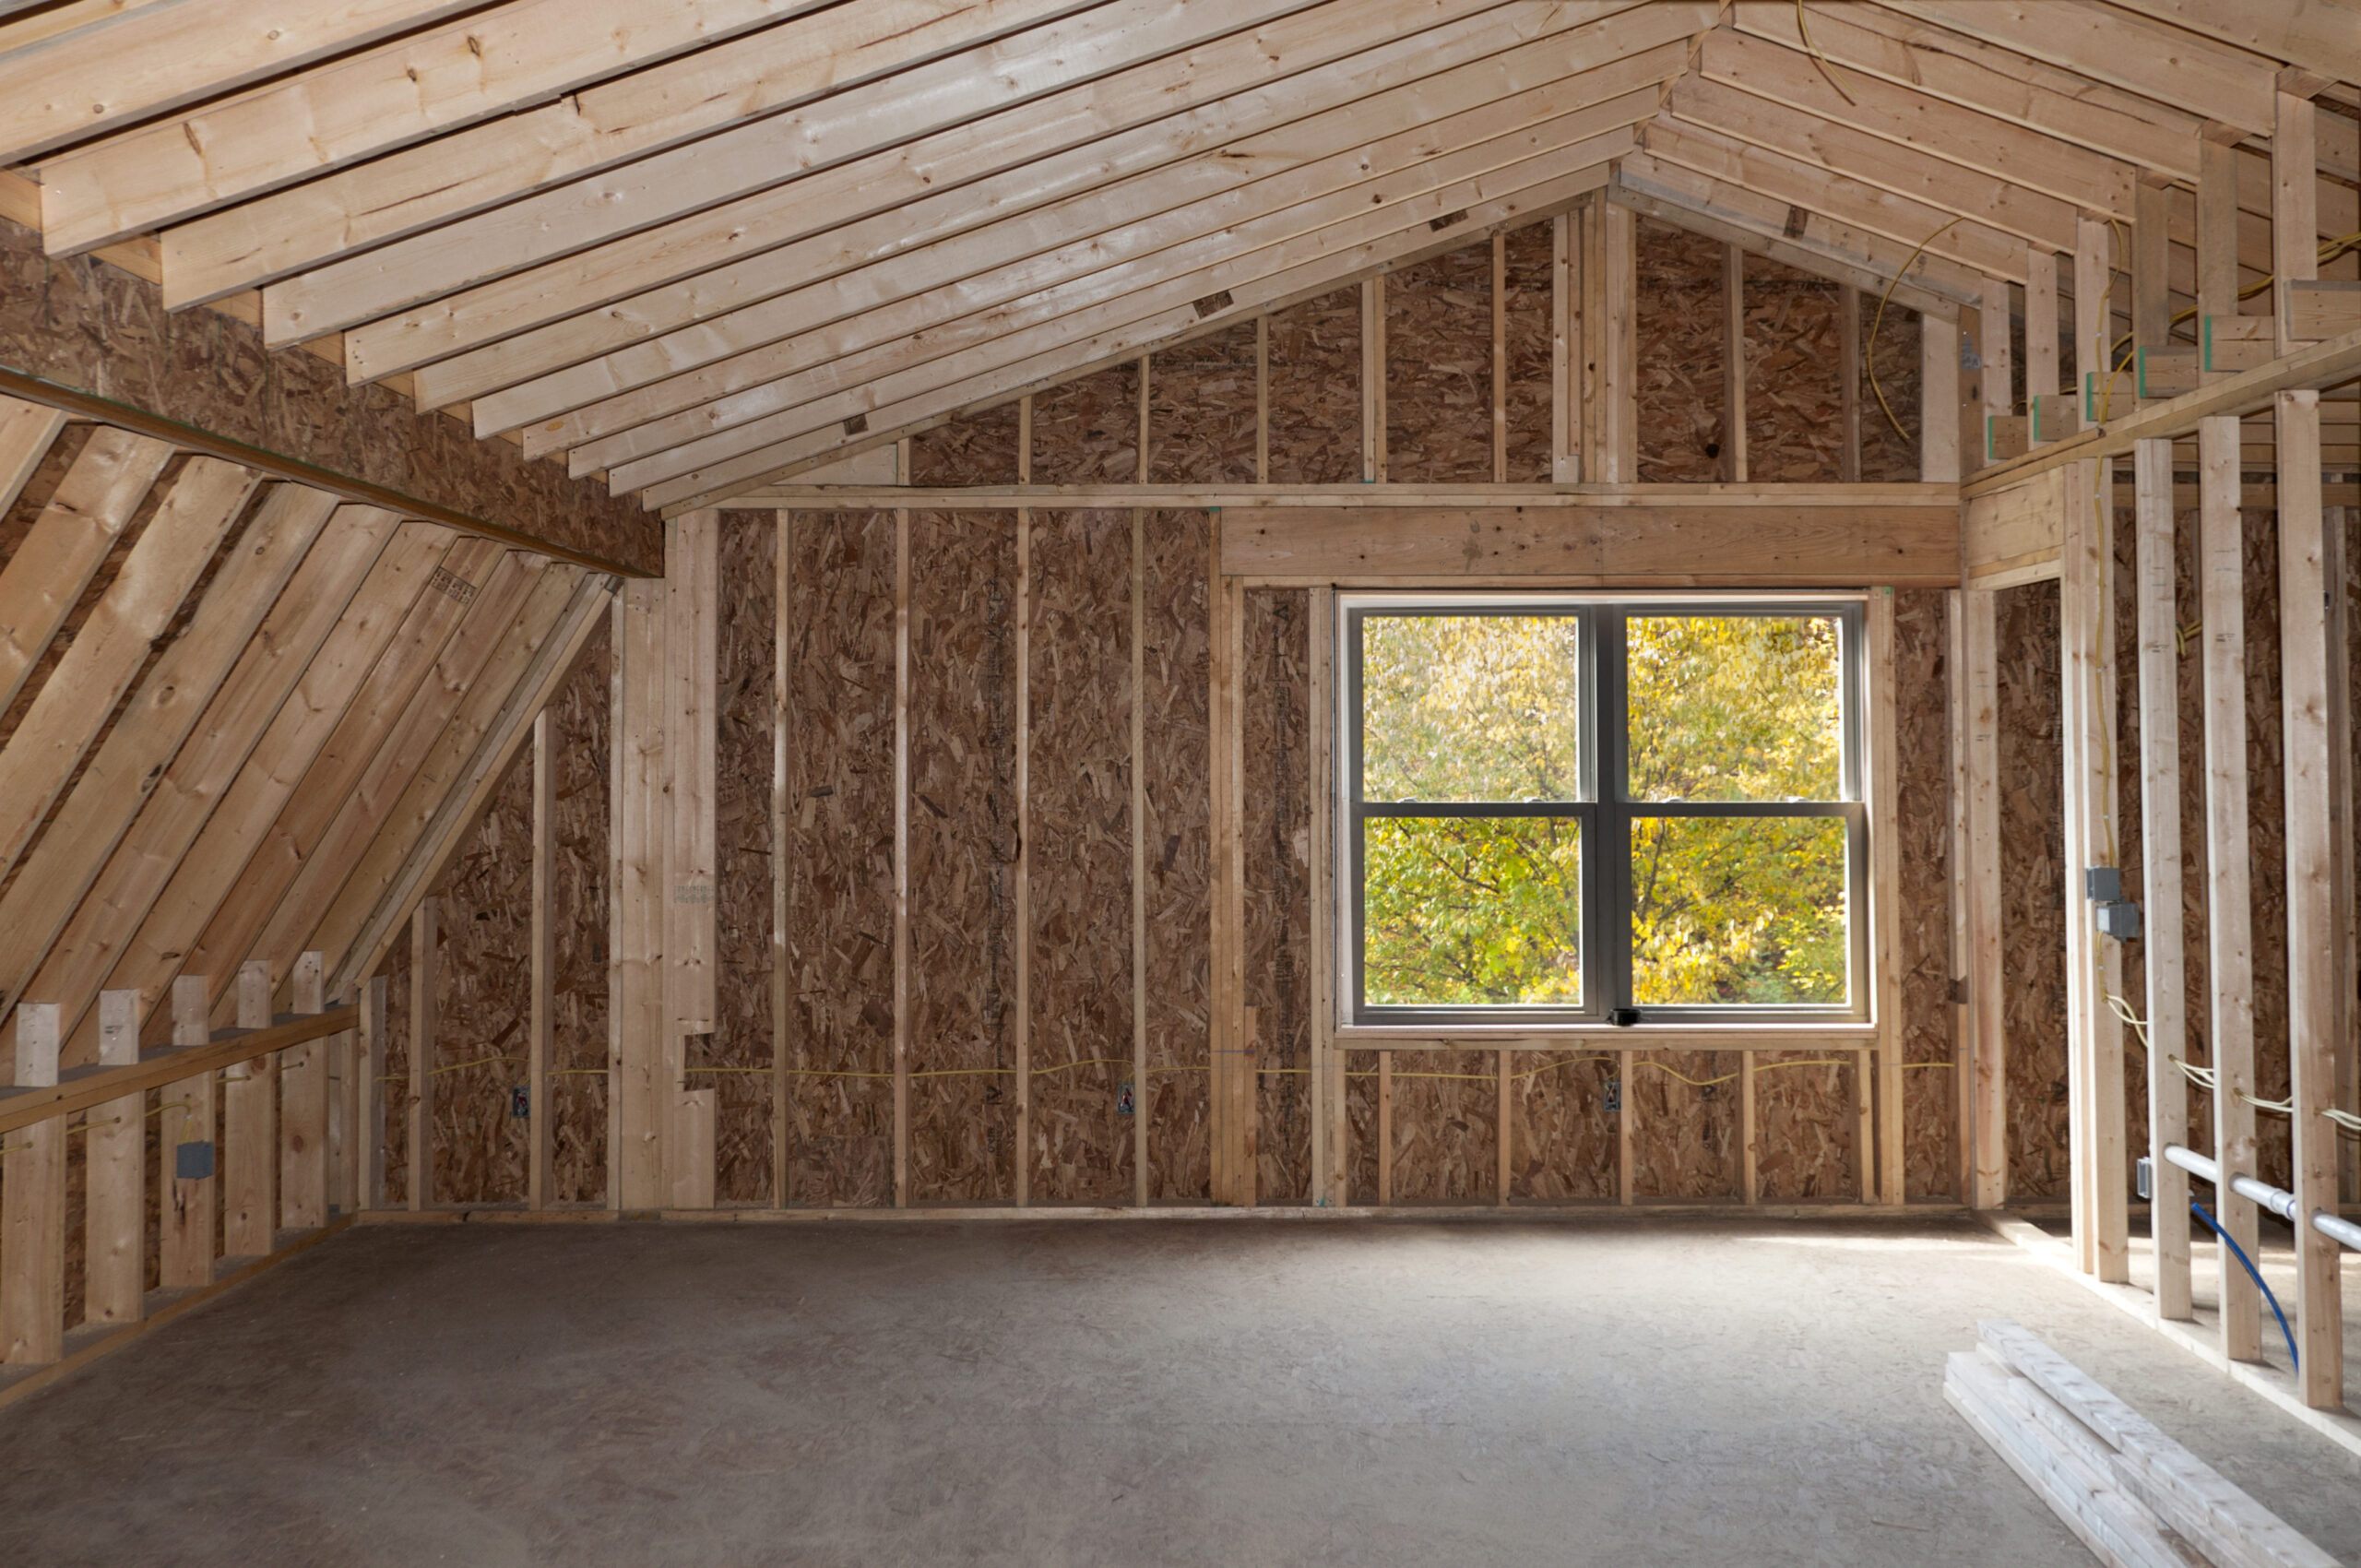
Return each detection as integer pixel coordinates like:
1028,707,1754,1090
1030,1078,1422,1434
1342,591,1870,1029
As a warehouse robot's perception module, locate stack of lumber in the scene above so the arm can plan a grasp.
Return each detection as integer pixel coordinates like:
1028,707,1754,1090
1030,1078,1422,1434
1944,1321,2341,1568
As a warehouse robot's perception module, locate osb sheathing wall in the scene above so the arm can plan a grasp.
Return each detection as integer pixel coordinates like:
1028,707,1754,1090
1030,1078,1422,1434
0,219,658,576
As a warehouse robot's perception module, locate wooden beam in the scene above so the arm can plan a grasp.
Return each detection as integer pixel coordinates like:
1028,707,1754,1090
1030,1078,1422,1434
1361,276,1386,483
528,710,553,1211
159,977,214,1288
40,0,855,256
0,484,344,1028
1310,585,1342,1206
667,512,718,1211
0,426,172,719
84,988,143,1324
2274,90,2319,358
2198,139,2241,379
1869,588,1904,1205
360,974,386,1211
1982,275,2014,444
2074,217,2114,422
1962,587,2006,1210
0,395,66,517
2197,414,2262,1360
260,0,1410,344
2132,438,2191,1321
0,457,258,890
769,511,792,1206
1841,285,1862,481
223,959,278,1254
1014,447,1032,1204
610,577,665,1209
892,505,910,1209
2026,249,2060,422
0,0,485,165
1,1004,63,1362
0,368,650,577
1923,314,1961,482
1724,244,1747,482
2274,388,2345,1407
1551,211,1573,481
279,949,327,1231
406,900,434,1211
2102,0,2357,107
1130,504,1147,1206
1220,498,1960,585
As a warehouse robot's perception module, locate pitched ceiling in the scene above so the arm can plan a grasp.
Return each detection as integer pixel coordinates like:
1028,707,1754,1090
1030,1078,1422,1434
4,0,2355,512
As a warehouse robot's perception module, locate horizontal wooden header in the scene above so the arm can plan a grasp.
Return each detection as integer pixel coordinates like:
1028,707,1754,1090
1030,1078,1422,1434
0,1006,354,1136
1220,500,1960,586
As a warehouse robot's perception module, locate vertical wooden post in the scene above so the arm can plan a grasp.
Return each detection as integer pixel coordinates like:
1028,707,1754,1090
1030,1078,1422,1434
2132,179,2171,368
1724,244,1747,482
1948,590,1975,1199
1361,276,1386,482
1980,276,2013,458
2025,249,2060,442
3,1004,64,1363
1839,283,1863,480
1583,196,1636,482
86,989,145,1324
1962,588,2006,1209
667,511,719,1211
2134,437,2192,1321
279,950,326,1230
1921,315,1961,482
1131,505,1148,1207
1496,1049,1513,1207
1253,319,1269,485
407,901,435,1213
1618,1051,1634,1206
2273,89,2318,358
1491,231,1509,484
2198,138,2241,382
1854,1048,1874,1202
360,974,386,1212
1740,1049,1758,1205
1014,403,1033,1206
611,577,665,1209
1376,1052,1393,1206
2198,413,2261,1360
2063,456,2129,1280
1551,211,1574,482
161,976,216,1287
225,957,278,1253
529,709,554,1210
2074,218,2112,422
2274,388,2344,1406
1869,588,1904,1204
773,513,793,1206
1238,1004,1258,1206
1310,586,1340,1206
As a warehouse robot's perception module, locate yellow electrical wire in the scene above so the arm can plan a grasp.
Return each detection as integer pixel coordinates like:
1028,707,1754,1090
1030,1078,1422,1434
1868,218,1965,443
1794,0,1857,107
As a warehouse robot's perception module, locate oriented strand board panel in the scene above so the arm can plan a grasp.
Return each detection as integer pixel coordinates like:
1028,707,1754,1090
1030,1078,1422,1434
1148,322,1257,484
1744,254,1845,482
1998,578,2069,1196
1030,366,1139,486
1508,1053,1616,1201
425,742,533,1204
1897,588,1957,1198
712,512,776,1204
908,405,1020,489
1753,1053,1857,1200
1264,289,1360,484
2232,505,2294,1192
1384,246,1491,484
1144,510,1211,1202
1860,296,1923,483
781,512,896,1207
907,509,1016,1204
0,219,656,575
1630,1051,1738,1201
1502,221,1554,484
1244,588,1311,1205
1385,1049,1497,1204
1634,218,1726,483
546,620,610,1205
1026,509,1133,1203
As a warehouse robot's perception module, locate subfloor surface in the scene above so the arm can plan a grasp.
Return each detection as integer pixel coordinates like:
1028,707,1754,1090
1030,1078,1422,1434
4,1214,2358,1567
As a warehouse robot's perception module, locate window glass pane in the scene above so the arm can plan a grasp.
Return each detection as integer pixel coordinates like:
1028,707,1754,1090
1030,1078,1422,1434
1629,815,1847,1005
1625,615,1842,802
1361,614,1581,802
1363,815,1581,1006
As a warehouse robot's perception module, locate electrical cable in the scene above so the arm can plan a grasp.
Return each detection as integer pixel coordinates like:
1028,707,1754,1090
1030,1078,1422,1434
2188,1199,2299,1372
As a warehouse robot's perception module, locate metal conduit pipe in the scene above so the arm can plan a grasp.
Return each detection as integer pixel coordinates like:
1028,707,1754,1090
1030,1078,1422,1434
2164,1144,2361,1253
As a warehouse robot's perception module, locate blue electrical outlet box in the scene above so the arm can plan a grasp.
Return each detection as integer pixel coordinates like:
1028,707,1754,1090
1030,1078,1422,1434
510,1085,530,1119
1116,1079,1135,1117
1605,1077,1621,1114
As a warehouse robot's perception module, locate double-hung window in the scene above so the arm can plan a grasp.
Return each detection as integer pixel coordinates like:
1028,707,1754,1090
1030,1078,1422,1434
1345,596,1867,1026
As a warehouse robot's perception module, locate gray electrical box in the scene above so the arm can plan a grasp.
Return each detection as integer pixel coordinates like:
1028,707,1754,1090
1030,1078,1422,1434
2083,866,2123,902
2095,900,2142,941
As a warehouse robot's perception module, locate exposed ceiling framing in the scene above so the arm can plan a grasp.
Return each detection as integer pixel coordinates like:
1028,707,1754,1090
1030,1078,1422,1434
1,0,2352,513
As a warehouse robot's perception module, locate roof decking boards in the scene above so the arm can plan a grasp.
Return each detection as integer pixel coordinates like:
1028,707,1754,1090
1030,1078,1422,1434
0,0,2345,512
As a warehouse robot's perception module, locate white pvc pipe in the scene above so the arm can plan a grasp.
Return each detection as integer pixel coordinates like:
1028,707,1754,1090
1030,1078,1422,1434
2162,1144,2356,1253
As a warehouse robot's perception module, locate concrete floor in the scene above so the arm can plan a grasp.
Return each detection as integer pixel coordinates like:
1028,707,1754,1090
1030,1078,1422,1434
2,1215,2356,1567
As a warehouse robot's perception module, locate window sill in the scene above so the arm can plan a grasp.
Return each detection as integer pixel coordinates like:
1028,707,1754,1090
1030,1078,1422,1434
1331,1022,1879,1049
